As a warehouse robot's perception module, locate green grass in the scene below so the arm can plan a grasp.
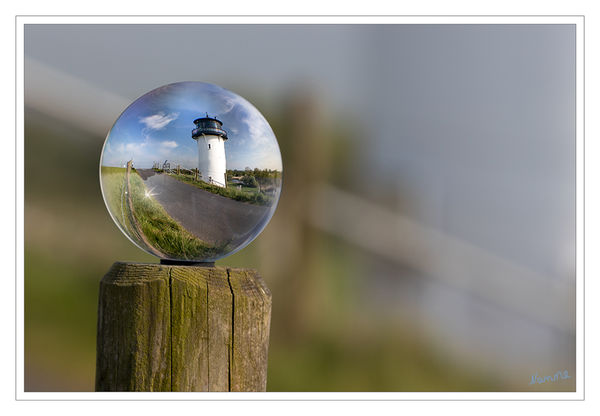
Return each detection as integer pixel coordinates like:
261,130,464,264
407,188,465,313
101,166,225,260
168,172,275,206
100,166,133,235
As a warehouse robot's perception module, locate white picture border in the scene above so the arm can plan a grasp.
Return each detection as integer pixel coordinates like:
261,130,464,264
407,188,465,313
14,14,585,402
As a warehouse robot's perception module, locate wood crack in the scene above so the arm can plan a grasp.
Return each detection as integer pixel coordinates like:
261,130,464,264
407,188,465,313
169,266,173,392
226,268,234,392
206,275,210,391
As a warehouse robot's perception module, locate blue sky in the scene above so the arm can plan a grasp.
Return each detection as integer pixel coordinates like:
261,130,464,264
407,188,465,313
101,82,282,170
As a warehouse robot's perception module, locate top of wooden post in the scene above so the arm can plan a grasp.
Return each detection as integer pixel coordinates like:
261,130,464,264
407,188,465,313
96,262,271,392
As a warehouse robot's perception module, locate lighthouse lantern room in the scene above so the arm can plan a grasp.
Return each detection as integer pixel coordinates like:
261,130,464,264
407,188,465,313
191,115,228,187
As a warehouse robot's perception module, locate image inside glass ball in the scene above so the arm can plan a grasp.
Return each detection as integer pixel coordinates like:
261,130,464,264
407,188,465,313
99,82,282,262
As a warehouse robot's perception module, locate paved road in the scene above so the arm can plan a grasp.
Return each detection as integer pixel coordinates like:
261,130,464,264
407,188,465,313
137,169,270,246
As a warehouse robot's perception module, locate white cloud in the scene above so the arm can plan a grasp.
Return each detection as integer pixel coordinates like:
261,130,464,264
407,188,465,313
160,140,178,149
243,111,273,147
220,95,236,114
224,93,274,147
139,112,179,130
118,141,148,154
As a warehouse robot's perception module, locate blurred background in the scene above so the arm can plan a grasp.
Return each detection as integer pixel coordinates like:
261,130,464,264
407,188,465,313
24,24,575,391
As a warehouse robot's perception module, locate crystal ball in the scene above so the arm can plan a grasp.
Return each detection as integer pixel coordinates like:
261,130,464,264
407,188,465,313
100,82,282,262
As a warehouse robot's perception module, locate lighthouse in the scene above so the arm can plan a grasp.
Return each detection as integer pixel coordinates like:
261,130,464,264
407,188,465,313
191,115,228,187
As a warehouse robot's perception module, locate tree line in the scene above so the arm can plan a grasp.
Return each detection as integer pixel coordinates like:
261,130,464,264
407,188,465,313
227,168,281,189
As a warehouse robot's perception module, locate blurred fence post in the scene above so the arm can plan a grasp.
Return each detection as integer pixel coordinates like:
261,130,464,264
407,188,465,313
95,262,272,392
262,90,331,340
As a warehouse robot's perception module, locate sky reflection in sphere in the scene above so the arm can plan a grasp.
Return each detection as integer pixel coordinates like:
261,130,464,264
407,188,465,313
99,82,282,262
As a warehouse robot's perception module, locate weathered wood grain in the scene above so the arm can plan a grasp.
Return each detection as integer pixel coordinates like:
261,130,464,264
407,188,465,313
228,268,272,392
170,266,210,391
95,262,172,391
95,262,271,392
206,268,233,391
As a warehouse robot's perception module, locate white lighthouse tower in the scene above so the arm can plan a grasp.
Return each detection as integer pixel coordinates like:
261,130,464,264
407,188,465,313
191,115,228,187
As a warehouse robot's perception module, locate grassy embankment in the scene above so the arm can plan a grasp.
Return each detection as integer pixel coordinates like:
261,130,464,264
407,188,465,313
167,171,277,206
101,166,224,259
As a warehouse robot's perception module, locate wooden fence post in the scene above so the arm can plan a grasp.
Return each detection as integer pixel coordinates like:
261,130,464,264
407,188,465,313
95,262,272,392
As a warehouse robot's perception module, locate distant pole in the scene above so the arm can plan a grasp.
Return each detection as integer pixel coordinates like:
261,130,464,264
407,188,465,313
95,262,272,391
177,164,180,175
195,168,199,181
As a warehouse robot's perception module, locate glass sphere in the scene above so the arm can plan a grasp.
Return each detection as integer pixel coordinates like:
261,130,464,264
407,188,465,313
100,82,282,262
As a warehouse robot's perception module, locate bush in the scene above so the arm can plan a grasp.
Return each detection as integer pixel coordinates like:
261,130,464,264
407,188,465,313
242,175,259,188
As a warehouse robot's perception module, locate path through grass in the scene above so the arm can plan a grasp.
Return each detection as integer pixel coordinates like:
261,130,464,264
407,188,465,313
101,166,225,260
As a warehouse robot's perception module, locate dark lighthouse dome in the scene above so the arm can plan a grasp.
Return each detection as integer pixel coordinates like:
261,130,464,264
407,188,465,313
192,115,228,140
